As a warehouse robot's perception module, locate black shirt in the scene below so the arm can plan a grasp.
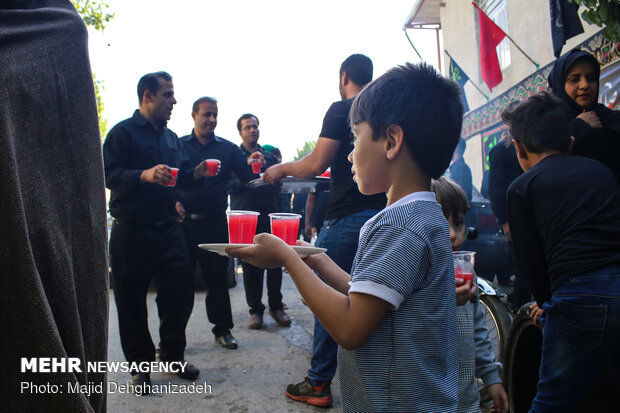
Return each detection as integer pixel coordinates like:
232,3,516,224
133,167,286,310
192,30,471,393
507,154,620,305
488,142,522,224
176,132,256,214
320,99,386,219
229,144,280,214
103,110,195,223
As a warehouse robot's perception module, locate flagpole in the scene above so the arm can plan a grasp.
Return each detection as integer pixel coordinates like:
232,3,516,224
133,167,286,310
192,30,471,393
503,33,540,70
471,2,540,70
404,29,423,61
444,50,489,101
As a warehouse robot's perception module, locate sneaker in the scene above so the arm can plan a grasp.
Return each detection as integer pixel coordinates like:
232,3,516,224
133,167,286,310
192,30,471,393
286,377,333,407
268,308,291,327
247,313,263,329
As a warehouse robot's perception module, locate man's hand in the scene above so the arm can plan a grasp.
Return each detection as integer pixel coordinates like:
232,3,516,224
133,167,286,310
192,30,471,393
263,164,287,184
248,151,265,165
455,279,478,306
488,383,509,413
193,159,220,180
577,110,602,129
501,222,511,242
140,164,175,186
226,233,297,269
175,201,185,222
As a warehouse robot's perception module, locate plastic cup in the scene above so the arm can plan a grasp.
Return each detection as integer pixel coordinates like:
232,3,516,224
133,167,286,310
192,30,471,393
166,168,179,187
250,158,262,174
205,159,220,177
269,213,301,245
453,251,476,284
226,210,260,244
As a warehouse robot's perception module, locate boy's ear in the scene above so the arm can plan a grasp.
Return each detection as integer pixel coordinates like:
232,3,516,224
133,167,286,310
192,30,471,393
512,139,528,160
385,124,404,160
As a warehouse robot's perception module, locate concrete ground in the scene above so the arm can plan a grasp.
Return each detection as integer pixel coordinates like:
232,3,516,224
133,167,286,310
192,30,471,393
107,269,342,413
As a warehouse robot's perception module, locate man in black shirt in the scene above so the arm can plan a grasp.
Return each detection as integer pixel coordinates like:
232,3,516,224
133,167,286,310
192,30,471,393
176,97,258,350
230,114,291,330
263,54,386,408
103,72,209,390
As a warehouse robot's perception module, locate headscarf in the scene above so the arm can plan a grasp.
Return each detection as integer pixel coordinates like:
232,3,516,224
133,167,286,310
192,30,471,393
547,49,601,117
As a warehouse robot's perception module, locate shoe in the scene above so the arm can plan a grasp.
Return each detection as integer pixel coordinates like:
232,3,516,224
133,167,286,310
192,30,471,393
286,377,333,407
173,360,200,380
247,313,263,329
215,333,238,349
129,372,151,396
269,308,291,327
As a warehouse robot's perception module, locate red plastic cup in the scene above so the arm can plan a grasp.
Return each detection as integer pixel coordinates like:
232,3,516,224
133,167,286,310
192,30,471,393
166,168,179,187
226,210,260,244
250,158,262,174
269,213,301,245
453,251,476,284
206,159,220,177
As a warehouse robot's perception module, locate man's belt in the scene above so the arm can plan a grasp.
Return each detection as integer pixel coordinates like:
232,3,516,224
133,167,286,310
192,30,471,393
187,213,209,220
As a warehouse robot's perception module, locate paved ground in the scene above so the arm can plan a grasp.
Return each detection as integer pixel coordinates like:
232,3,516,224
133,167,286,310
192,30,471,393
107,269,342,413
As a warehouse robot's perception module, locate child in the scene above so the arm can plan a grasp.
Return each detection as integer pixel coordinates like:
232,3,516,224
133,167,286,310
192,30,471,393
502,92,620,412
228,62,463,412
431,177,508,413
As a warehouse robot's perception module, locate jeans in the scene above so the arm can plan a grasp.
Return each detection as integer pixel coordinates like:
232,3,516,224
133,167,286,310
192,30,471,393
307,209,381,383
530,266,620,413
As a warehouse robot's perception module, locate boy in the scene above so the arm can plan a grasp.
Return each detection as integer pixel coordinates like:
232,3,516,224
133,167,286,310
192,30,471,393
502,92,620,412
431,177,508,413
228,62,463,412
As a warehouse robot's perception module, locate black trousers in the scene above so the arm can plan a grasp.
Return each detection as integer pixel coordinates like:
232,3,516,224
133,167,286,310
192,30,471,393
181,212,234,337
110,221,194,364
241,216,283,315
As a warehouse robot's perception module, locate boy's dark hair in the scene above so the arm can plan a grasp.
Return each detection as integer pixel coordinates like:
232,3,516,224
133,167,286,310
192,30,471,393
137,71,172,104
340,54,373,87
192,96,217,113
501,92,572,154
237,113,259,131
431,177,470,220
349,62,463,179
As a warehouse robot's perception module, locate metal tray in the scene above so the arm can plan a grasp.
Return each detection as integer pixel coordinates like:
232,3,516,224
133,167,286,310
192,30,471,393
247,176,330,193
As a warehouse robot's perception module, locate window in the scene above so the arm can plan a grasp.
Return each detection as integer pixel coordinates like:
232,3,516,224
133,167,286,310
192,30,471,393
479,0,511,70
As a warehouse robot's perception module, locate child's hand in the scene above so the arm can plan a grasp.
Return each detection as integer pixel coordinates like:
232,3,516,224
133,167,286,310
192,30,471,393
226,233,297,268
488,382,508,413
455,279,477,306
295,239,329,271
529,302,544,324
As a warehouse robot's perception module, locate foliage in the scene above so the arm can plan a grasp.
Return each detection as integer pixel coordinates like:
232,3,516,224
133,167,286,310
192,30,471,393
570,0,620,43
71,0,114,140
294,141,316,160
70,0,114,32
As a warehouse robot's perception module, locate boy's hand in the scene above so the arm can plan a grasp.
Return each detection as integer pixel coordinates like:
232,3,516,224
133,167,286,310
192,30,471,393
529,302,544,324
455,279,477,306
488,383,508,413
226,233,297,268
296,239,330,272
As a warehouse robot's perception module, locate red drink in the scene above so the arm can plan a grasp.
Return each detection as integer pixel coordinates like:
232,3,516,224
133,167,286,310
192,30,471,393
227,211,259,244
271,219,300,245
166,168,179,187
206,159,220,176
454,267,475,284
269,213,301,245
251,160,261,174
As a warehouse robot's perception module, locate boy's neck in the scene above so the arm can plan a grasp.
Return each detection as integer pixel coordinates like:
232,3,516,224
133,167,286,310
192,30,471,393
385,161,430,206
523,151,561,171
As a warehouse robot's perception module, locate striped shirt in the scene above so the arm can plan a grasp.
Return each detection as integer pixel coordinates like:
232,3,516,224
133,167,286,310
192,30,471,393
338,191,459,412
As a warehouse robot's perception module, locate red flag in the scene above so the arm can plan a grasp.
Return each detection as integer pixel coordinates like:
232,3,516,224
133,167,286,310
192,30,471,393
473,2,506,91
